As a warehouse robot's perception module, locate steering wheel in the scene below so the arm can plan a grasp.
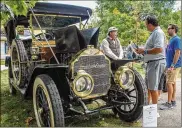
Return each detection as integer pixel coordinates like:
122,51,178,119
35,33,54,41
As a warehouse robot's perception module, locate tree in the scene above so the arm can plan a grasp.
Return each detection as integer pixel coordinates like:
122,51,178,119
94,0,178,46
1,0,38,25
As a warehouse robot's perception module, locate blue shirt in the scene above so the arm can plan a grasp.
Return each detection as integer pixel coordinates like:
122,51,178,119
166,35,181,68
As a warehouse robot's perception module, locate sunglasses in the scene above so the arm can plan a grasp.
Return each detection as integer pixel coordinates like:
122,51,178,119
168,28,173,30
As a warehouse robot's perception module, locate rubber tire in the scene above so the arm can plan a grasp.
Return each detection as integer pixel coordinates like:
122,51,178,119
162,74,167,92
33,74,65,127
10,40,28,88
8,61,16,95
113,68,148,122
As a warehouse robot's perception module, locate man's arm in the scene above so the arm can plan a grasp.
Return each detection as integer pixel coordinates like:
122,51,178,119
136,47,163,54
136,32,164,54
102,39,119,60
171,38,181,67
172,49,181,65
119,44,123,59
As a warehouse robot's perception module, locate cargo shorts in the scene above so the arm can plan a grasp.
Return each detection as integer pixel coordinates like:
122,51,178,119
145,59,166,91
166,68,181,84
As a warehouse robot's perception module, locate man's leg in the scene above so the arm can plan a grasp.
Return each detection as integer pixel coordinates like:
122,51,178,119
172,82,176,101
167,82,173,103
158,90,161,97
150,90,158,104
160,70,175,110
148,90,151,104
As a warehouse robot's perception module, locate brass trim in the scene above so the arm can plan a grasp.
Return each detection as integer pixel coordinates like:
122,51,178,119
114,66,135,90
72,70,94,98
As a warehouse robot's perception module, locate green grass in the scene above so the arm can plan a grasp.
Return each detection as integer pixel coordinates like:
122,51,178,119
132,62,145,77
1,70,36,127
1,70,142,127
1,60,5,65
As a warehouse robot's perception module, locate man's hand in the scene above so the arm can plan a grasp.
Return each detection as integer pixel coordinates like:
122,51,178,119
135,48,145,54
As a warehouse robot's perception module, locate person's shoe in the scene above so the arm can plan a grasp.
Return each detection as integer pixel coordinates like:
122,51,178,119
171,100,176,107
160,102,173,110
161,102,168,105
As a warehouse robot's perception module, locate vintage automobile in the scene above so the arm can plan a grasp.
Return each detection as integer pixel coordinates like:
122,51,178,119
4,2,147,127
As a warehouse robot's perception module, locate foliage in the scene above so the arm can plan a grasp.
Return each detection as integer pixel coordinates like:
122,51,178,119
1,0,38,25
93,0,180,46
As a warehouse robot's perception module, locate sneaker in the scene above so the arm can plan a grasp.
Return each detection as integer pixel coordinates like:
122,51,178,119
160,102,173,110
171,101,176,107
161,102,168,105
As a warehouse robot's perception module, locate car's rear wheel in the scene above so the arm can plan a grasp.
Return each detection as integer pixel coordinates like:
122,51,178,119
10,40,28,88
8,60,16,95
33,74,65,127
112,69,148,122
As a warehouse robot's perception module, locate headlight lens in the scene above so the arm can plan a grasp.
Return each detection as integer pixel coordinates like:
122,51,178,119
75,76,92,92
73,70,94,97
115,66,135,89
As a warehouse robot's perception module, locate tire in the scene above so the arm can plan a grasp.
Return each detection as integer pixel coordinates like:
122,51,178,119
162,74,167,92
33,74,65,127
113,68,148,122
8,61,16,95
10,40,28,88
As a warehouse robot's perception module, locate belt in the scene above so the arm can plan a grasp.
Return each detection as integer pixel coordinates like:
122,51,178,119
146,58,165,63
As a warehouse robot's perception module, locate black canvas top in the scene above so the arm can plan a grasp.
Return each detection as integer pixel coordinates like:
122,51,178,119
31,2,92,20
4,2,92,44
15,2,92,27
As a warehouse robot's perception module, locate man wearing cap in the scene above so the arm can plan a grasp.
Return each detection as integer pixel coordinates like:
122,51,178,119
100,27,123,60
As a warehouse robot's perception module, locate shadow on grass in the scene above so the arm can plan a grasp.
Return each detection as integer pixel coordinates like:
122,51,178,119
66,110,141,127
1,70,36,127
1,70,141,127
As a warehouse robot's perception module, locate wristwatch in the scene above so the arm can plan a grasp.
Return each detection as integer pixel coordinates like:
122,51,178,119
171,63,175,68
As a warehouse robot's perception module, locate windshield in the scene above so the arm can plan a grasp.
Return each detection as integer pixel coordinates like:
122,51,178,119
32,15,81,29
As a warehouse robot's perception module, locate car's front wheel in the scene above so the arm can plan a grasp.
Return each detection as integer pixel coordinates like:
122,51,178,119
33,74,65,127
112,69,148,122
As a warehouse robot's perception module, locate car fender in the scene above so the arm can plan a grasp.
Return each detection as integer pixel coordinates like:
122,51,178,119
25,64,71,101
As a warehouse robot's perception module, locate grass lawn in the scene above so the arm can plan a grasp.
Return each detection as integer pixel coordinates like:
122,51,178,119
132,62,145,77
1,60,5,65
1,70,142,127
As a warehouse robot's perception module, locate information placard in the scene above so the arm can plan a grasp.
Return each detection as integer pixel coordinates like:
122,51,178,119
143,104,157,127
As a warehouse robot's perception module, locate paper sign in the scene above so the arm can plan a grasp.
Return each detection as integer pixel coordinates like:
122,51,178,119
143,104,157,127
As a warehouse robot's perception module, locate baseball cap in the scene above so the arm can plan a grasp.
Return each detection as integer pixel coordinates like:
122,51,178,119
107,27,118,35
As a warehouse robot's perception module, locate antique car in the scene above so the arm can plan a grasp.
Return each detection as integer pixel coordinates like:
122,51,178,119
4,2,147,127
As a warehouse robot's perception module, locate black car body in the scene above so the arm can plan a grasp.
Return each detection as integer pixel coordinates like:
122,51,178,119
4,2,147,127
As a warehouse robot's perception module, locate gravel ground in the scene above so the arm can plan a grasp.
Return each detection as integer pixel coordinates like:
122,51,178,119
157,79,181,127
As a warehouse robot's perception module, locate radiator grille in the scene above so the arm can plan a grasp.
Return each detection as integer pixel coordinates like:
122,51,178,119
74,55,111,97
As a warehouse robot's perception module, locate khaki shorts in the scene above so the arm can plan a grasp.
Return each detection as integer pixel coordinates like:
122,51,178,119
166,68,181,84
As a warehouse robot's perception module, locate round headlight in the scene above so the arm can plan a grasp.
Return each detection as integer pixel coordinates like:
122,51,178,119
73,70,94,97
115,67,135,90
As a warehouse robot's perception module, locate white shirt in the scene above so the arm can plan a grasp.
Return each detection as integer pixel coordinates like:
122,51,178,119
100,38,123,60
